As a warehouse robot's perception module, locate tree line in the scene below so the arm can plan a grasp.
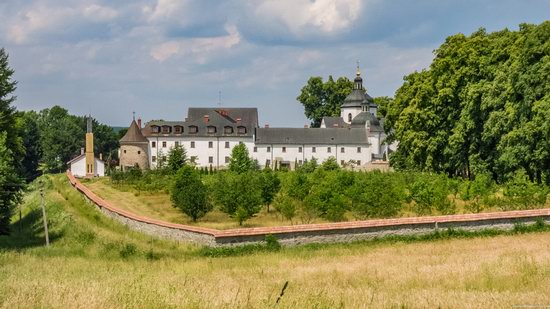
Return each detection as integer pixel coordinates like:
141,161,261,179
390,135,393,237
0,48,119,235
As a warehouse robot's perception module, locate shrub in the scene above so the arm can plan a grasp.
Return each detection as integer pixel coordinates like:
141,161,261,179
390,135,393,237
502,170,549,210
350,171,405,218
119,243,137,258
212,171,262,225
273,194,297,223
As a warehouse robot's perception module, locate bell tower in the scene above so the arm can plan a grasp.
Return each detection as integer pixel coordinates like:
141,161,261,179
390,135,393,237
85,115,95,177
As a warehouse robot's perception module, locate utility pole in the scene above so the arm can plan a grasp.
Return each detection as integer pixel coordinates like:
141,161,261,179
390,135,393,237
39,181,50,246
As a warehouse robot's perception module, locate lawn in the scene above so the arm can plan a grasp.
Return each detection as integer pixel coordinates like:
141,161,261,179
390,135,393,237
1,174,550,308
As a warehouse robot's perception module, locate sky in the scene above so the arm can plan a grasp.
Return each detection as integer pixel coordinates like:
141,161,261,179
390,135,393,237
1,0,549,127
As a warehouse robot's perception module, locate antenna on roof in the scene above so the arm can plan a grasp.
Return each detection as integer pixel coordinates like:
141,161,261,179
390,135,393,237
218,90,222,107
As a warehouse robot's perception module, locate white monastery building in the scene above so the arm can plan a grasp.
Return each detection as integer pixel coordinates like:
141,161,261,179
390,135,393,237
119,67,392,171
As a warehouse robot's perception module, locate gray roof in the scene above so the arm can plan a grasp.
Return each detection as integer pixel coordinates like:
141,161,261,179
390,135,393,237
322,117,347,128
255,128,369,145
120,120,148,143
350,112,384,132
142,107,258,138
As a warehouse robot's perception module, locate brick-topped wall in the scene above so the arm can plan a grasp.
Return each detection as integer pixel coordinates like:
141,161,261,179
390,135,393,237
67,171,550,247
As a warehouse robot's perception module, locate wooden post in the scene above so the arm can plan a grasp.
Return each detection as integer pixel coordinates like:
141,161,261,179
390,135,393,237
40,182,50,246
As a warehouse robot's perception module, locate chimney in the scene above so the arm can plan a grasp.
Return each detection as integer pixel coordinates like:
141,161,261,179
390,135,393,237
137,117,142,128
304,125,309,128
81,147,85,155
236,117,242,124
99,153,103,160
264,124,270,128
203,115,209,123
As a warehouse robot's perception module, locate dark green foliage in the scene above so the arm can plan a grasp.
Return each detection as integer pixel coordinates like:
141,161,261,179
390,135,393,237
273,194,297,222
299,157,318,173
166,144,187,173
409,174,455,215
264,234,281,251
296,76,353,127
171,166,212,221
386,22,550,183
0,132,23,235
460,173,495,213
228,142,256,174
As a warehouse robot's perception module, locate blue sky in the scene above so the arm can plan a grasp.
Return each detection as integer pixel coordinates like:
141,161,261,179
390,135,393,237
1,0,549,127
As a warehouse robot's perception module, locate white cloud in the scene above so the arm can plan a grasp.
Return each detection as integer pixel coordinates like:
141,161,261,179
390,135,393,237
150,24,241,62
8,6,74,43
252,0,362,35
83,4,118,22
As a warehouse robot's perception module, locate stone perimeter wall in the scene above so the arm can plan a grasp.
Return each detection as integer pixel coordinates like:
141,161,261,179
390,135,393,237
67,171,550,247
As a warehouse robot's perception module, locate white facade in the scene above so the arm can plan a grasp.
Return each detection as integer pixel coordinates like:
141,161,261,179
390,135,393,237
69,155,105,177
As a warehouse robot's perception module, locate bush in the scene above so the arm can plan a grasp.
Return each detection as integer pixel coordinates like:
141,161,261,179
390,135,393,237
350,171,405,218
502,170,549,210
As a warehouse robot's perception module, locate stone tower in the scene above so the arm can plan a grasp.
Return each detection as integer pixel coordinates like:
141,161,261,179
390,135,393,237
119,117,149,171
85,115,95,177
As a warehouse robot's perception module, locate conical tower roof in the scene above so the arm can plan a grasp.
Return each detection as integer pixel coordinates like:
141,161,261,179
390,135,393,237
120,120,148,144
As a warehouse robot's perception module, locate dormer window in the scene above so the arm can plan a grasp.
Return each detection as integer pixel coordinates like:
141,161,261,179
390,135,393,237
207,126,216,134
151,125,160,133
174,125,183,134
237,126,246,134
224,126,233,134
189,126,198,134
161,125,171,134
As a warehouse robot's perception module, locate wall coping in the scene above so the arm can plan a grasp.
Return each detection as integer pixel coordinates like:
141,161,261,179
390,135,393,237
67,171,550,241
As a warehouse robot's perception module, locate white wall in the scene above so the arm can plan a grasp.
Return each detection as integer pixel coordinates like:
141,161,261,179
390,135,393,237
70,157,86,177
341,107,362,124
95,158,105,176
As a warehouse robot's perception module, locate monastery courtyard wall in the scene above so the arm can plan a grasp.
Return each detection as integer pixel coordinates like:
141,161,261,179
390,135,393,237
67,171,550,247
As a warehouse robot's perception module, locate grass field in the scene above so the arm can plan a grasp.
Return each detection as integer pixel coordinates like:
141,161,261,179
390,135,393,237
1,174,550,308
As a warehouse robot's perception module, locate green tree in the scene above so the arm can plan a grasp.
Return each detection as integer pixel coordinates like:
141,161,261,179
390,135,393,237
320,157,340,171
273,194,296,223
167,144,187,172
171,166,212,221
350,172,405,219
212,172,262,225
0,132,23,234
19,111,41,181
228,142,255,173
259,168,280,212
297,76,353,127
385,22,550,183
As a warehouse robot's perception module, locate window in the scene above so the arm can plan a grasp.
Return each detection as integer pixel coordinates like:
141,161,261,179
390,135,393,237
341,147,345,153
175,141,179,147
209,156,213,163
151,126,160,133
191,141,195,148
225,141,230,148
312,146,316,153
298,160,303,165
282,147,286,153
162,141,167,148
138,151,141,155
152,141,156,148
174,126,183,134
208,141,213,148
357,147,361,153
253,146,257,153
267,146,271,152
123,150,126,154
341,160,345,165
161,126,171,134
162,156,167,162
357,160,361,165
207,126,216,134
152,156,156,162
189,126,198,134
225,156,230,163
190,156,197,163
224,126,233,134
237,126,246,134
298,147,302,153
327,147,331,153
266,159,271,167
348,113,352,122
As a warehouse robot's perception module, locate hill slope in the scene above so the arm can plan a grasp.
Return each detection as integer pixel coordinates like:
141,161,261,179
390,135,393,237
1,174,550,308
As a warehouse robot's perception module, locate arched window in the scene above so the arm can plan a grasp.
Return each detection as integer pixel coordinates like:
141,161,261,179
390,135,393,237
151,125,160,133
174,125,183,134
161,125,171,134
348,113,352,122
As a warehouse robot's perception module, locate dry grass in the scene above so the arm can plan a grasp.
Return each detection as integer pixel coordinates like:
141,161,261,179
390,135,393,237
1,175,550,308
83,178,331,229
